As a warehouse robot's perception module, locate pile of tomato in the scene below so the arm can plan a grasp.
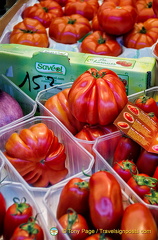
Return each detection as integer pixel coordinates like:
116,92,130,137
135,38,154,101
8,0,158,56
54,172,158,240
0,192,44,240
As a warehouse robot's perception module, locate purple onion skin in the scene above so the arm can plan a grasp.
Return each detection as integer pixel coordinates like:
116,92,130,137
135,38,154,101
0,90,24,127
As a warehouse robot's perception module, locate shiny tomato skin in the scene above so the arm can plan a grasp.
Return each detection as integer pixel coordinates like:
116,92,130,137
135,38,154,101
97,0,138,35
10,219,44,240
9,18,49,48
113,160,138,182
153,166,158,179
135,94,158,118
136,0,156,23
121,203,158,240
58,209,89,240
44,88,85,135
136,149,158,177
3,198,33,240
64,0,99,21
89,171,123,230
68,68,128,126
4,123,68,187
0,192,6,237
49,14,91,44
127,173,157,198
112,135,141,165
56,178,89,219
123,18,158,49
22,0,63,28
80,31,122,57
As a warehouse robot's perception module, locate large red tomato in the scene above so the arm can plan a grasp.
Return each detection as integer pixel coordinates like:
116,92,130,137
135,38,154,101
4,123,68,187
49,14,91,44
97,0,138,35
121,203,158,240
80,31,122,56
123,18,158,49
44,88,85,135
153,0,158,16
64,0,99,21
9,18,49,48
68,68,128,125
136,0,157,23
22,0,63,28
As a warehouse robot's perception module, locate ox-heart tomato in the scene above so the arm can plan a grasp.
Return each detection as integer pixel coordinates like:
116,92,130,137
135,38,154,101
136,0,156,23
97,0,138,35
44,88,85,135
4,123,68,187
49,14,91,44
3,197,33,240
22,0,63,28
89,171,123,230
123,18,158,49
0,192,6,237
80,31,122,57
9,18,49,48
68,68,128,125
10,217,44,240
121,203,158,240
64,0,99,21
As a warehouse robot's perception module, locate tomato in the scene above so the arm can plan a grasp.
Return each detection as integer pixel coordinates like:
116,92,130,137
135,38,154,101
3,197,33,240
135,94,158,117
22,0,63,28
39,0,67,7
113,160,138,182
0,192,6,237
153,166,158,179
9,18,49,48
75,124,118,141
136,0,156,23
89,171,123,230
91,15,104,31
97,0,138,36
58,208,89,240
80,31,122,57
44,88,85,135
4,123,68,187
148,112,158,122
64,0,99,21
127,173,158,198
68,68,128,126
153,0,158,16
136,149,158,176
143,189,158,205
10,217,44,240
49,14,91,44
123,18,158,49
84,233,114,240
112,135,141,165
121,203,158,240
56,178,89,219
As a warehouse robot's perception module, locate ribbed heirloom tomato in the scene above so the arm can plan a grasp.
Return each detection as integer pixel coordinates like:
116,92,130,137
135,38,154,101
123,18,158,49
4,123,68,187
80,31,122,56
22,0,63,28
64,0,99,21
136,0,156,23
68,68,128,125
9,18,49,47
97,0,138,35
49,14,91,44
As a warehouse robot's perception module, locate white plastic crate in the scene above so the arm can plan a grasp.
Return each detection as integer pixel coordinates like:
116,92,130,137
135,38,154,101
0,74,37,132
93,131,158,225
0,116,94,193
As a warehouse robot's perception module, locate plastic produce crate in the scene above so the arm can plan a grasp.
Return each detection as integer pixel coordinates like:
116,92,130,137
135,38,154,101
0,74,37,132
0,116,94,193
92,131,158,225
42,177,134,240
0,180,50,239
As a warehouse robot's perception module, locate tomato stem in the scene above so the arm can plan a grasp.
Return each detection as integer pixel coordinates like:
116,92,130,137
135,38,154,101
134,175,158,188
66,208,78,233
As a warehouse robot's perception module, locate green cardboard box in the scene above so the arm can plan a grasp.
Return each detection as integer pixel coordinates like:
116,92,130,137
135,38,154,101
0,44,156,100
